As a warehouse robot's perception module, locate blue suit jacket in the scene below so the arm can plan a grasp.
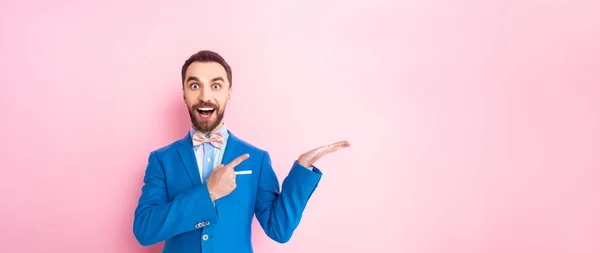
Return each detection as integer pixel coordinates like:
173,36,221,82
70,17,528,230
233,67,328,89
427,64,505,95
133,130,322,253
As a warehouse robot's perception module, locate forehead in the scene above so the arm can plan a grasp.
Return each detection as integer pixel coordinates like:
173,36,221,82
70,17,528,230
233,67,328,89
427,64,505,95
185,61,227,82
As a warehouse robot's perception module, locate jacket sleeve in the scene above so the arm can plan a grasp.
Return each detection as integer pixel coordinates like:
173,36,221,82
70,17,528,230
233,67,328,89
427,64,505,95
133,151,218,246
253,151,322,243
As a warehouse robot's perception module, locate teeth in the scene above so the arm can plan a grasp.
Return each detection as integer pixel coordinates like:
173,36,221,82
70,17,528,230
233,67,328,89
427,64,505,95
198,108,215,111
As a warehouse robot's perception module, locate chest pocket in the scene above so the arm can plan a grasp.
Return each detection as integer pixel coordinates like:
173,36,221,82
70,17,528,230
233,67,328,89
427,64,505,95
227,165,255,203
233,167,254,191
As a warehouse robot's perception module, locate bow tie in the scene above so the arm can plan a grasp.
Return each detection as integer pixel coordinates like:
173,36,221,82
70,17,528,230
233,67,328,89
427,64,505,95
192,132,224,149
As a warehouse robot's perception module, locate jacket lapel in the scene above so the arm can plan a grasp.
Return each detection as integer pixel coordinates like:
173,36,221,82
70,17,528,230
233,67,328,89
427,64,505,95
221,130,241,167
178,133,201,187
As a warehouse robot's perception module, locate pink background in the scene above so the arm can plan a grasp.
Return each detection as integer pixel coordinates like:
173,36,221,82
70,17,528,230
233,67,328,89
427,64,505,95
1,0,599,252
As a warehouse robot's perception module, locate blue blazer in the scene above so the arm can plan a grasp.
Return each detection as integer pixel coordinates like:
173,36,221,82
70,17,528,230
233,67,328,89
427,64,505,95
133,130,322,253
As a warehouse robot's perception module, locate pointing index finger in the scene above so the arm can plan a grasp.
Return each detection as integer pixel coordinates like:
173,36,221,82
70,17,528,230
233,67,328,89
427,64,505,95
226,154,250,168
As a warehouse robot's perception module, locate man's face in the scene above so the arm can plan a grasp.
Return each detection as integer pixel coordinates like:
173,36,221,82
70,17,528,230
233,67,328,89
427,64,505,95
183,61,231,133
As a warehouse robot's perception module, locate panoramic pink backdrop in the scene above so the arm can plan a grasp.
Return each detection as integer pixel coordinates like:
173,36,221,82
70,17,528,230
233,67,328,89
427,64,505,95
1,0,599,252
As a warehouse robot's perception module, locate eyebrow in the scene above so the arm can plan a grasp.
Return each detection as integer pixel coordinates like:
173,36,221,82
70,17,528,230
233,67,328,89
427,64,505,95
210,77,225,83
186,76,199,83
186,76,225,83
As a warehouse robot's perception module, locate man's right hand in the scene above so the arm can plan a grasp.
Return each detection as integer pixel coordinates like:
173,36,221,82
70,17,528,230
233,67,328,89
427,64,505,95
206,154,250,201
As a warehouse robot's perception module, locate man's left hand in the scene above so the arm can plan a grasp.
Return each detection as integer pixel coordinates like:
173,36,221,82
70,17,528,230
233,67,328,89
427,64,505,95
297,141,350,168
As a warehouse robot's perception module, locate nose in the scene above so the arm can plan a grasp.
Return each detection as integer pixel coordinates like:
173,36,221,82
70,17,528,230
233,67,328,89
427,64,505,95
198,86,212,102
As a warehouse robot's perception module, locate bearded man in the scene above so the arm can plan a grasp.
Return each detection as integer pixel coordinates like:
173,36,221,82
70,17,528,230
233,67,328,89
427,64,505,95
133,50,349,253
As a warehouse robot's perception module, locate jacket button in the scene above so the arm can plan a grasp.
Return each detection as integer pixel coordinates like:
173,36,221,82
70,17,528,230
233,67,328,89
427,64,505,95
202,234,209,241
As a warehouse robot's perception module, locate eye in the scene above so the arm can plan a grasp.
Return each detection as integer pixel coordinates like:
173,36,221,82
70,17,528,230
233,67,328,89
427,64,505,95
191,84,199,89
212,83,221,90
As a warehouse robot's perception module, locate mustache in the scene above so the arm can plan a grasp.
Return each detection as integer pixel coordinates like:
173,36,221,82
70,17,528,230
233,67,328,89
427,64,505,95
192,101,219,110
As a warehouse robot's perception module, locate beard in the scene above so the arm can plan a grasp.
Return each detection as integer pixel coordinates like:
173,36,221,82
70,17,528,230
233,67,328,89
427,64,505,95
187,100,226,133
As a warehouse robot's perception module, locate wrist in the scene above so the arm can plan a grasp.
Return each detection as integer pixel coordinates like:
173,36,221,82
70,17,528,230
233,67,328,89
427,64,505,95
208,186,219,201
296,159,311,168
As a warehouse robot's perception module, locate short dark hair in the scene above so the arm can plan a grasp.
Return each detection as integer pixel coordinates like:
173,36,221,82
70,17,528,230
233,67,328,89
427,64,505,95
181,50,232,88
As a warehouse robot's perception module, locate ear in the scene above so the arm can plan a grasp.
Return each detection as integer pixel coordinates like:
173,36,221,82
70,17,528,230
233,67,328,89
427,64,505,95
226,89,232,104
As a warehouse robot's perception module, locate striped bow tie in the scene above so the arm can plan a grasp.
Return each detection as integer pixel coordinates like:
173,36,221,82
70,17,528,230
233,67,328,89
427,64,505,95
192,132,224,149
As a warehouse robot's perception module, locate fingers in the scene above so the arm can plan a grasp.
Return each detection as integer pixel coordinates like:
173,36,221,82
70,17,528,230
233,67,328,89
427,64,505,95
226,154,250,168
319,141,350,155
330,140,350,149
212,164,226,172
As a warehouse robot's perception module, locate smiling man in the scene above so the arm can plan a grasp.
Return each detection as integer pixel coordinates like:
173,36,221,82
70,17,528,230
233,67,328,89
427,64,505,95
133,50,349,253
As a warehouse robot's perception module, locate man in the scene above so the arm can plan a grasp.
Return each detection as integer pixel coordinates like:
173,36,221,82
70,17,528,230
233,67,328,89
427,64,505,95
133,50,349,253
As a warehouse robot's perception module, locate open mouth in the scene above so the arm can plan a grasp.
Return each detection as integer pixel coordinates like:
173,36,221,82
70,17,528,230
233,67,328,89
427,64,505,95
196,107,216,120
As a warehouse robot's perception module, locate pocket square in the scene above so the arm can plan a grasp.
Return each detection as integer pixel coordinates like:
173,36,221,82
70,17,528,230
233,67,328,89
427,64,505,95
234,170,252,175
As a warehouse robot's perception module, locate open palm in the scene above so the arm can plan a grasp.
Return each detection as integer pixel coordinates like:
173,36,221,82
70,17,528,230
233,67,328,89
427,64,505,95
297,141,350,168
